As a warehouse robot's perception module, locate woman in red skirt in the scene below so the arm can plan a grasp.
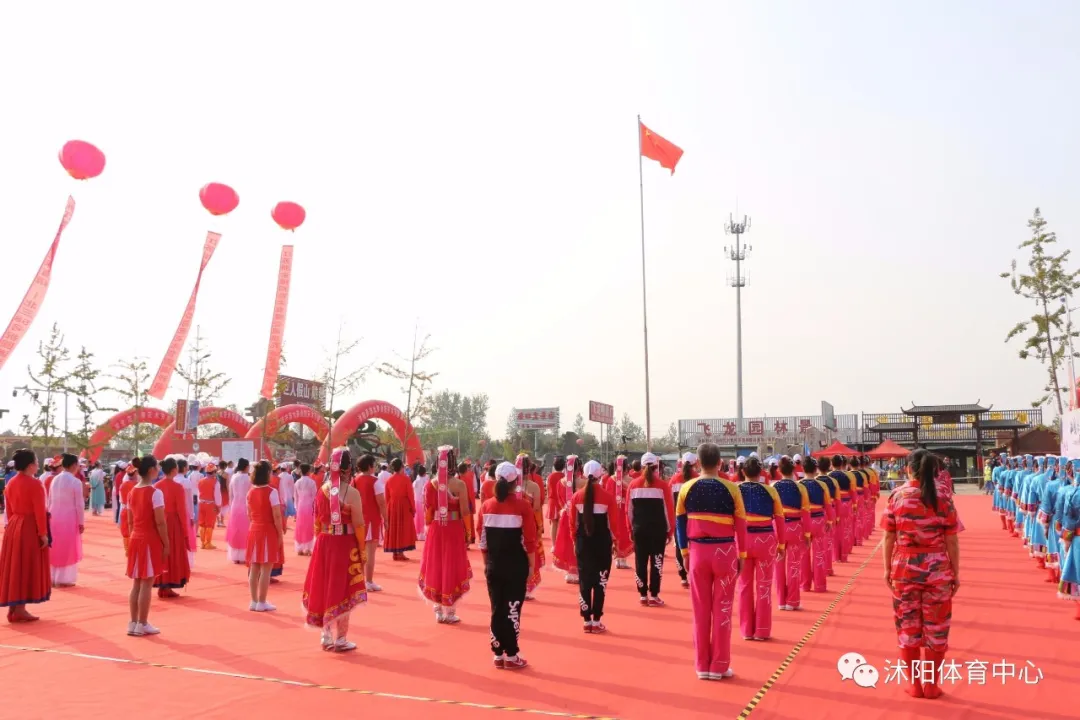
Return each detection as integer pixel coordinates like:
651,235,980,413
383,458,417,561
517,454,546,600
126,455,169,636
154,458,191,599
303,447,368,651
419,446,473,624
603,457,635,570
246,460,284,612
0,449,51,622
552,456,584,583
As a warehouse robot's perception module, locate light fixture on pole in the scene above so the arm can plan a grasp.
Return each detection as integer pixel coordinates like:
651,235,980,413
724,213,752,424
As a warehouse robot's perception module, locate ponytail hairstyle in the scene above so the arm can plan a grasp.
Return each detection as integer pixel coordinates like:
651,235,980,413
779,456,795,477
681,460,694,482
644,463,657,486
495,473,511,502
487,463,496,480
908,449,939,509
582,461,603,536
606,461,615,477
804,456,819,475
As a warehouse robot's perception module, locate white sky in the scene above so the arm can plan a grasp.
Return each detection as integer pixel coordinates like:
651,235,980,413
1,1,1078,438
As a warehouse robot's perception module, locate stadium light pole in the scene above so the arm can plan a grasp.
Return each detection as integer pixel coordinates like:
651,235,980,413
724,213,751,424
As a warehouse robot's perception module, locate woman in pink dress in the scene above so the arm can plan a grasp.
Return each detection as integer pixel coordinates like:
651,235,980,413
225,458,252,564
552,455,584,583
293,464,318,556
419,446,472,624
412,464,428,541
48,454,85,587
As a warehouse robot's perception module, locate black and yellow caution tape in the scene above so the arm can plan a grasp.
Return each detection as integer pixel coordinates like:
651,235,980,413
736,539,883,719
0,643,617,719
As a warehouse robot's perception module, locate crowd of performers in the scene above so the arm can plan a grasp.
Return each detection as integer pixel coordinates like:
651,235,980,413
1,443,890,678
989,453,1080,620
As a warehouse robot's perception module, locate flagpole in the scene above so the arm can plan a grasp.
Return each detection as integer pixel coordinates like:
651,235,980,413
638,115,652,451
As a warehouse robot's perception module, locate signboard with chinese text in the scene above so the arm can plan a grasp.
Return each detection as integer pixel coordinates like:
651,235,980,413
513,407,560,430
589,401,614,425
680,414,860,447
276,375,326,409
175,399,189,434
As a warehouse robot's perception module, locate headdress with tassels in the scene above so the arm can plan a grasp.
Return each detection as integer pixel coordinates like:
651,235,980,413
515,454,527,497
616,455,626,506
329,447,348,526
564,455,577,506
436,445,454,525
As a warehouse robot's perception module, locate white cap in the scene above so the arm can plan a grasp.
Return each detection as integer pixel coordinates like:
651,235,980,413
583,460,604,478
117,461,129,469
495,461,518,482
377,470,391,483
641,452,659,466
793,454,802,463
681,452,698,465
749,452,759,459
5,461,13,468
736,456,746,466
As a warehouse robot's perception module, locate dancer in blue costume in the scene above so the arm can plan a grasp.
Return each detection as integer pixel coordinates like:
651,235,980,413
1041,459,1069,585
1003,458,1019,535
1026,457,1053,564
1013,456,1035,542
991,454,1007,529
1056,463,1080,619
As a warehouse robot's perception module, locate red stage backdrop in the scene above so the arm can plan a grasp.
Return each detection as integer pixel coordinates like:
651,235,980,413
82,407,175,464
317,399,424,466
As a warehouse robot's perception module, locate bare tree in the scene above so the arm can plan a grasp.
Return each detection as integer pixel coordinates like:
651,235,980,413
175,326,232,407
103,358,157,454
24,322,70,449
316,322,375,457
376,325,437,457
66,346,114,452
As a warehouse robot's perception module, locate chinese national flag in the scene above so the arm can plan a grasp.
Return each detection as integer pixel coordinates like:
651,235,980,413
640,121,683,174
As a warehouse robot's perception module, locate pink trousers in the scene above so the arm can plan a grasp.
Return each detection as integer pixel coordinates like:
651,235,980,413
853,496,864,546
689,542,738,675
824,516,834,575
801,516,828,592
837,502,854,561
775,523,805,608
739,532,777,639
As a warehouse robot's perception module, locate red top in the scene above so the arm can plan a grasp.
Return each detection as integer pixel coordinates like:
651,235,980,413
160,477,187,524
119,477,137,506
477,495,538,554
480,478,496,503
247,485,280,531
128,485,163,539
545,471,565,516
626,475,676,541
352,474,383,527
568,484,618,535
880,479,960,551
198,475,218,503
385,472,415,512
5,473,47,537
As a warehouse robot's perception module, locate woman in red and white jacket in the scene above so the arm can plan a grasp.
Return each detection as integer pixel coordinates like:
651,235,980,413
478,462,537,670
571,460,617,634
627,453,675,607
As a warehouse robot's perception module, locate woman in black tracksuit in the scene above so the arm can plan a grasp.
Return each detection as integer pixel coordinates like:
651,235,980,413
478,461,537,670
627,452,675,607
572,460,616,634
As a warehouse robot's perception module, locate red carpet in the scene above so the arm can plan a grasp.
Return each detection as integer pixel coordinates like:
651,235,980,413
0,495,1072,719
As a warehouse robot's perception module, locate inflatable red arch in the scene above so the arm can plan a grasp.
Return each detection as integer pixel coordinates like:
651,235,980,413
317,399,424,466
245,403,330,443
81,407,175,464
151,406,253,458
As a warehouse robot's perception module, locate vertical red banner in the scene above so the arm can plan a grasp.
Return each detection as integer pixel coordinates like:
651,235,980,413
147,232,221,399
0,196,76,372
261,245,293,399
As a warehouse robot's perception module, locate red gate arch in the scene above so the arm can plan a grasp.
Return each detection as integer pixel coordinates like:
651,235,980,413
151,406,253,458
245,403,330,443
82,407,175,464
317,399,424,466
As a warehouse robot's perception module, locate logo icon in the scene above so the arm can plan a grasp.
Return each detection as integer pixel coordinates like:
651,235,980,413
838,652,878,689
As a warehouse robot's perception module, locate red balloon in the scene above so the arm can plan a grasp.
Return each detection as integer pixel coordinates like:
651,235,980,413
58,140,106,180
576,438,585,446
199,183,239,216
272,201,306,231
478,439,487,447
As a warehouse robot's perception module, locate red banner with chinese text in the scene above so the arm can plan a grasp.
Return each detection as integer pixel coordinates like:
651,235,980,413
0,196,75,372
260,245,293,399
148,232,220,399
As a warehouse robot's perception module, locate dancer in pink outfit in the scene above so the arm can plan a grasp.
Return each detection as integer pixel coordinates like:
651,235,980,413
771,457,810,610
293,464,317,555
799,457,832,593
736,457,785,641
674,442,747,680
48,454,85,587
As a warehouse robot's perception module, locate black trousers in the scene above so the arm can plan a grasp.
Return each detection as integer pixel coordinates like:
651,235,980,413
633,528,665,597
576,532,613,621
486,569,527,657
673,544,687,581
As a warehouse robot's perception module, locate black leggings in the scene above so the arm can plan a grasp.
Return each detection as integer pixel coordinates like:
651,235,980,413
634,550,663,597
674,544,687,581
486,570,527,657
576,534,613,621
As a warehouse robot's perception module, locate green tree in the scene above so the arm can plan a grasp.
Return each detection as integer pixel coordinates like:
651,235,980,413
613,413,646,450
104,358,159,454
651,422,680,454
1003,208,1080,413
66,346,113,452
572,413,587,437
24,322,70,449
175,327,231,407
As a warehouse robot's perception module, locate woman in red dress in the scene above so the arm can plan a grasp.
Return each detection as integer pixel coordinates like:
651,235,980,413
516,455,546,600
118,463,138,555
545,457,567,545
383,458,417,561
0,449,51,622
154,457,191,599
603,457,635,570
126,455,169,636
246,460,284,612
552,456,584,583
419,446,473,624
302,447,368,651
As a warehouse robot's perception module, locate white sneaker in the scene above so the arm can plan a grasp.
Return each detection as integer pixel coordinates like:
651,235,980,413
140,623,160,635
127,621,143,636
709,669,734,680
435,608,445,623
334,639,357,652
443,611,461,624
249,601,259,611
778,605,792,611
256,602,277,612
366,582,382,592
